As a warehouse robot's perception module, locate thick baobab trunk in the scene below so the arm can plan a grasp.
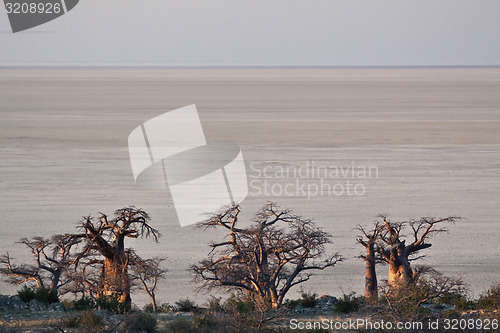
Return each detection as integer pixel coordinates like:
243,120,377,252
102,256,131,306
364,244,378,298
387,243,413,288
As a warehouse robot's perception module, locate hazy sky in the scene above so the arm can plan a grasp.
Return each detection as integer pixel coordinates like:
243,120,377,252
1,0,500,66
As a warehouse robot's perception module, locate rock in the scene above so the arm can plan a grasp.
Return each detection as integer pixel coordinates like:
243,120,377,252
0,295,10,307
39,302,48,311
315,295,338,311
52,302,65,311
317,295,338,304
295,305,304,313
94,309,107,318
10,295,22,303
29,299,41,311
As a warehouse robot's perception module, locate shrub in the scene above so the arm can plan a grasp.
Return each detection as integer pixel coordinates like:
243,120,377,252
166,318,198,333
143,303,155,313
206,296,223,312
367,270,466,322
78,310,103,331
283,291,318,309
158,302,172,313
298,291,318,308
223,292,255,314
125,311,157,333
335,292,361,313
34,287,59,304
95,295,130,314
193,312,218,331
17,285,36,303
17,286,59,304
62,316,80,328
477,282,500,310
174,298,198,312
436,291,472,310
73,296,96,310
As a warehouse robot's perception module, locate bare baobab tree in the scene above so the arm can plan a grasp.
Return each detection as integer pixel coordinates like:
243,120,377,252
73,206,160,307
0,234,80,295
192,202,343,309
377,215,460,289
356,222,384,298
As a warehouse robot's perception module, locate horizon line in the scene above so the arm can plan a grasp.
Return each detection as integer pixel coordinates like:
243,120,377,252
1,65,500,70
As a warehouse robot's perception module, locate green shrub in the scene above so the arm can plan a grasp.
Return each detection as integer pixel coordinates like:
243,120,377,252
223,292,255,314
174,298,198,312
366,271,466,322
477,282,500,310
142,302,171,313
298,291,318,308
62,316,80,328
78,310,103,331
125,311,157,333
193,312,218,330
158,302,172,313
335,292,360,313
436,291,473,310
17,285,36,303
17,286,59,304
206,296,223,312
166,318,198,333
283,290,318,309
34,287,59,304
94,295,130,314
73,296,96,310
143,303,155,313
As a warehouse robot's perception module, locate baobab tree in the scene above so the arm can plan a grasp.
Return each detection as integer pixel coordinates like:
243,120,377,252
73,206,160,307
0,234,80,295
192,202,343,309
377,215,460,289
356,222,384,298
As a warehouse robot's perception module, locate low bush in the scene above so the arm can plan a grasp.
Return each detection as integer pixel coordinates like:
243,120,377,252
17,286,59,304
158,302,173,313
62,316,80,328
17,285,36,303
174,298,198,312
223,292,255,314
284,291,318,309
335,292,361,313
125,311,157,333
477,282,500,310
143,303,155,313
78,310,103,332
73,296,96,310
298,291,318,308
365,270,466,322
95,295,130,314
34,287,59,304
166,318,198,333
206,296,223,312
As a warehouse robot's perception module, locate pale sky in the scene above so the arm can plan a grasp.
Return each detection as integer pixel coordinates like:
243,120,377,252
1,0,499,66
